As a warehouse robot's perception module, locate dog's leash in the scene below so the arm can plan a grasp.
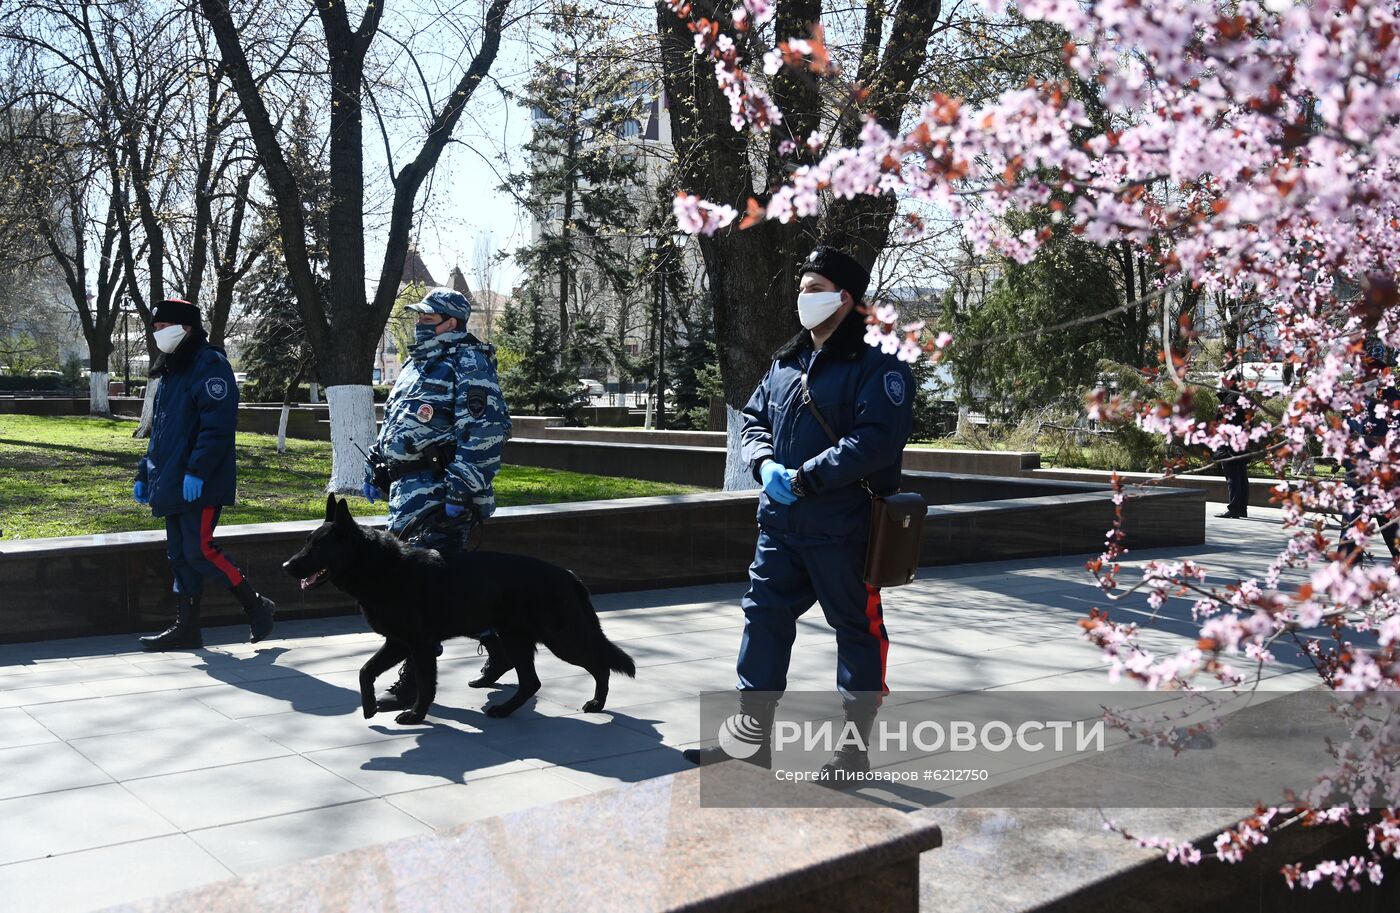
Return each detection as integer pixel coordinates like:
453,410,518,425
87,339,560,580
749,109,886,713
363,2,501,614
398,503,484,552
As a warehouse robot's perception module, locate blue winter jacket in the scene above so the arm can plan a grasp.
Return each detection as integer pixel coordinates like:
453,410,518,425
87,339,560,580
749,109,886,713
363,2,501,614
136,335,239,518
740,308,915,540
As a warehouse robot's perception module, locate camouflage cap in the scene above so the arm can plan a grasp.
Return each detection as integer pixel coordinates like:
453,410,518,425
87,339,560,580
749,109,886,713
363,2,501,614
406,287,473,323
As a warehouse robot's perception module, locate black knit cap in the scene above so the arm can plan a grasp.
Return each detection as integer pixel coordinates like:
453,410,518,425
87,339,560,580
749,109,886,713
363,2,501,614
798,246,870,301
152,298,201,327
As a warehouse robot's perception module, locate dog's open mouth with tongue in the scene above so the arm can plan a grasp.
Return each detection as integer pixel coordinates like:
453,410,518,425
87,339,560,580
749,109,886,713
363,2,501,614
299,568,328,590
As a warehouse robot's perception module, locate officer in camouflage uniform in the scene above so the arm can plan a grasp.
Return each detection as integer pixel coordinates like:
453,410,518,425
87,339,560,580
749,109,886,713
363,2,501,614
362,287,512,711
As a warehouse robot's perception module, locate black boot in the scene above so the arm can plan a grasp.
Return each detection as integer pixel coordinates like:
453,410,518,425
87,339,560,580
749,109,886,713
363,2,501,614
139,593,204,652
683,693,779,768
468,632,514,688
815,698,879,789
231,579,276,643
376,661,417,712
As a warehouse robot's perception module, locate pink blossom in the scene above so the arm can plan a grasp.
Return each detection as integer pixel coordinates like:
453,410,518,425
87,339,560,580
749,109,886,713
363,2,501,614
672,193,738,236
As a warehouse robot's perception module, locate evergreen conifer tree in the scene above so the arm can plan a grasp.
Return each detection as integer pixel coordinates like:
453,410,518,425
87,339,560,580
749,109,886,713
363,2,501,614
497,286,582,420
503,2,646,371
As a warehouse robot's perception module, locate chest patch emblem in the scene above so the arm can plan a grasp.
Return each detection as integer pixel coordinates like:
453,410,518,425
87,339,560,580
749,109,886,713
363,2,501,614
884,371,905,406
415,403,435,423
206,378,228,400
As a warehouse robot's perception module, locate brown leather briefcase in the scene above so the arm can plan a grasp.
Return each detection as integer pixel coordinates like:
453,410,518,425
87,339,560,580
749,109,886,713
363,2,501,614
799,370,928,588
864,491,928,587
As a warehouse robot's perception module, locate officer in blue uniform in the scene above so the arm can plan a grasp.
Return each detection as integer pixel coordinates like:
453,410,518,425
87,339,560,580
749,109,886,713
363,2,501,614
685,247,914,782
363,287,512,710
134,298,276,651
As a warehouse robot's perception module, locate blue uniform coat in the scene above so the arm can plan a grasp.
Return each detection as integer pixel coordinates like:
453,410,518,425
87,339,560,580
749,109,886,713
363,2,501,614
136,338,239,518
740,309,915,540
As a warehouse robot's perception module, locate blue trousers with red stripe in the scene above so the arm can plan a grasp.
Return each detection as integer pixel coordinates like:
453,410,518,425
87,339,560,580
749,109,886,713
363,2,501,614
736,527,889,699
165,507,244,598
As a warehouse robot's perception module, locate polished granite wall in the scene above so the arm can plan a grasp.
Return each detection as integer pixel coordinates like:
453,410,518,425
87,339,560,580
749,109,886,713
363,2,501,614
502,439,726,488
502,440,1076,493
0,475,1203,643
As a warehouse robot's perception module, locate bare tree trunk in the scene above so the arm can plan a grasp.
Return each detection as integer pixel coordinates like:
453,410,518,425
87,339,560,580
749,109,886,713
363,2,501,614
326,385,376,490
89,372,111,417
277,400,290,453
724,405,756,490
135,377,160,438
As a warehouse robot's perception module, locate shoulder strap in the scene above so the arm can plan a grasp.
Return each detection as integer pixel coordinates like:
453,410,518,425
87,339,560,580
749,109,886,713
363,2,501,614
799,369,840,446
800,369,875,498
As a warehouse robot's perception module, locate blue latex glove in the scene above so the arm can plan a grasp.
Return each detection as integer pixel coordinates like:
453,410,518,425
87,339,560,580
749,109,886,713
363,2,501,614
444,503,465,519
182,474,203,502
363,482,381,503
133,481,149,504
759,460,797,505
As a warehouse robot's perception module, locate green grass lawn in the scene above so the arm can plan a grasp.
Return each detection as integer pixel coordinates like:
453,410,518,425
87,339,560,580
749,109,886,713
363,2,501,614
0,414,706,540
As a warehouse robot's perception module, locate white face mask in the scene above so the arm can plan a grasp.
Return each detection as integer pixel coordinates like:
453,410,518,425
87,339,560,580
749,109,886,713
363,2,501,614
797,291,845,330
154,325,188,354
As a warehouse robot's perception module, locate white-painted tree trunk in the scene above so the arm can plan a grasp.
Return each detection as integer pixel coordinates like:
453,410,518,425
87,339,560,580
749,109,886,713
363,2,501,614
326,384,376,493
308,382,320,404
88,372,111,417
277,401,290,453
133,377,160,438
956,405,971,437
723,404,758,491
643,394,654,430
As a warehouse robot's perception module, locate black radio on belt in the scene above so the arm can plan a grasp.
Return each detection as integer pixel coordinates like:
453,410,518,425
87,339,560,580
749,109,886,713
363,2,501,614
363,445,393,492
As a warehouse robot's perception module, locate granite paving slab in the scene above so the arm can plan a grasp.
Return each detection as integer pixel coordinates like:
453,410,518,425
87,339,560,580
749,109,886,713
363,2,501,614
188,799,434,876
120,755,374,831
0,835,231,913
0,740,114,800
383,768,595,831
68,719,293,781
0,783,178,865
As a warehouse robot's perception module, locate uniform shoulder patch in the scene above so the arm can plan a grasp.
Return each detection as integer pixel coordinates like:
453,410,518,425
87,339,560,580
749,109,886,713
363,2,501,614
468,384,488,419
415,402,435,423
884,371,905,406
206,377,228,401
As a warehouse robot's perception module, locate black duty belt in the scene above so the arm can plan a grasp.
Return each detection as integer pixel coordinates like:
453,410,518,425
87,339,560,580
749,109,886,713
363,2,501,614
384,458,438,482
366,440,457,491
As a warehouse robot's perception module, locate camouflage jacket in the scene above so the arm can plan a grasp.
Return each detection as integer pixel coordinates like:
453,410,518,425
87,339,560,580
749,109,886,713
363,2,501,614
369,328,511,531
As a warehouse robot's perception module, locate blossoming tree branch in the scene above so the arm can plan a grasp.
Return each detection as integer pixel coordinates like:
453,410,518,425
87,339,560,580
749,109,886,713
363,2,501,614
672,0,1400,891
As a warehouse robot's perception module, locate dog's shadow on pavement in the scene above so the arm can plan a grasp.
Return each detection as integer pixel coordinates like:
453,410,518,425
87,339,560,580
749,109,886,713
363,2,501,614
359,696,679,785
182,647,686,784
187,646,364,717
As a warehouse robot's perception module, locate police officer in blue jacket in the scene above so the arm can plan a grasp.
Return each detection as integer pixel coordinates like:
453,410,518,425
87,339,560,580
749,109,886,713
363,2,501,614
134,298,275,651
362,287,512,711
685,247,914,782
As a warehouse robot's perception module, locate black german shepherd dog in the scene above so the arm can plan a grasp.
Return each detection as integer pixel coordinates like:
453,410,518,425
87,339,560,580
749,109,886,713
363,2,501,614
284,495,636,725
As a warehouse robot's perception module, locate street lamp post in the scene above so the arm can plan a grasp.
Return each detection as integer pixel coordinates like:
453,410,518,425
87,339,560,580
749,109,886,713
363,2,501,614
122,304,131,395
651,232,687,431
656,242,667,431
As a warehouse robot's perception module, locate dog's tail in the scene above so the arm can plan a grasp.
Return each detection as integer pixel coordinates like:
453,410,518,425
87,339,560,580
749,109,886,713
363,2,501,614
601,637,637,678
570,572,637,678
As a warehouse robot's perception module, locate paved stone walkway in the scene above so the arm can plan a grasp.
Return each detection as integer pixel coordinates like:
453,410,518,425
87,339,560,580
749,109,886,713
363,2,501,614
0,505,1322,911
